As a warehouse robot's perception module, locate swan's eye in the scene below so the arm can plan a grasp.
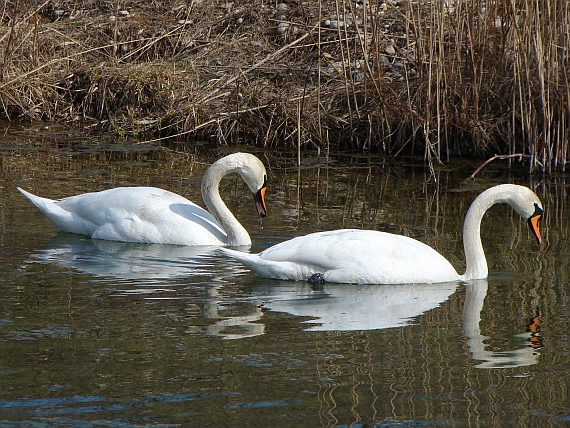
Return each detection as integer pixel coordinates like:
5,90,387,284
533,202,543,217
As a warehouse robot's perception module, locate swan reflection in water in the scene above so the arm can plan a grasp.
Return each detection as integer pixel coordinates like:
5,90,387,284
463,280,541,369
201,286,266,340
28,234,540,365
251,279,540,369
254,281,458,331
27,233,264,339
28,233,233,282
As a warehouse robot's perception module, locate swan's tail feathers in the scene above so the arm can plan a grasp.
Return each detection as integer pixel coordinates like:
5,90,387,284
17,187,95,236
219,248,260,270
18,187,55,210
219,247,284,278
219,247,312,281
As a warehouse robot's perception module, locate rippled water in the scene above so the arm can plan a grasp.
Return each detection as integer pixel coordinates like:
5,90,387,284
0,133,569,426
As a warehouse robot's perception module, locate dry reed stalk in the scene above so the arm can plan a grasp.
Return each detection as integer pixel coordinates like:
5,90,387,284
392,0,570,171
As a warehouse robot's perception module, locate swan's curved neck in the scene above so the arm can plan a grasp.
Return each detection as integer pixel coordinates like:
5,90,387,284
460,188,506,280
201,158,251,246
459,184,540,281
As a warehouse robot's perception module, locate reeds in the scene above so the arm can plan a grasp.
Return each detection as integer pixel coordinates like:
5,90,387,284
0,1,568,171
394,0,570,171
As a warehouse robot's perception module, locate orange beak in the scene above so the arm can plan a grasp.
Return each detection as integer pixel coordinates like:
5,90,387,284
254,185,267,217
528,214,542,244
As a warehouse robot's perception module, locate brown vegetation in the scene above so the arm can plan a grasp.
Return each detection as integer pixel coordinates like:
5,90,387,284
1,1,569,171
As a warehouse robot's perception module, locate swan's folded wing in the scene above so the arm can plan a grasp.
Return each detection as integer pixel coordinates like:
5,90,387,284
225,229,459,284
54,187,226,244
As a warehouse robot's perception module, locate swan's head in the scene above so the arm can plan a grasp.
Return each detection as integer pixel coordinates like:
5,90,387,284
226,153,268,218
505,185,543,244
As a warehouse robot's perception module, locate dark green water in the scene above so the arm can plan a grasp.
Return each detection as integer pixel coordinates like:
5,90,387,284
0,134,568,426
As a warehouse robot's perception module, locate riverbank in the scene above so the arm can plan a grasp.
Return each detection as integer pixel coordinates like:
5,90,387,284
1,1,568,171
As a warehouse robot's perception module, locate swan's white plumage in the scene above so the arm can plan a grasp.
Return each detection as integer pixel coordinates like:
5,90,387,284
19,187,226,244
221,184,543,284
19,153,267,246
222,229,459,284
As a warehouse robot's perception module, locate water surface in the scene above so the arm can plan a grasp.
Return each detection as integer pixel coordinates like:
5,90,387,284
0,137,568,426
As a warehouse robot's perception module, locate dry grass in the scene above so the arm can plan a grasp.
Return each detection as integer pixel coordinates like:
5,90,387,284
1,0,569,171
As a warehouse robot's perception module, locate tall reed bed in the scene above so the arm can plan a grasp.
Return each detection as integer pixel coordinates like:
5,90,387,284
0,1,568,172
388,0,570,171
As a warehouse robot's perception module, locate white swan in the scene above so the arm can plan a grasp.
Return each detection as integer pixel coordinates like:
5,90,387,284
18,152,268,246
220,184,543,284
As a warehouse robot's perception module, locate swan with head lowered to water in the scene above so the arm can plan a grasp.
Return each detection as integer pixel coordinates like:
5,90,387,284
18,152,268,246
220,184,542,284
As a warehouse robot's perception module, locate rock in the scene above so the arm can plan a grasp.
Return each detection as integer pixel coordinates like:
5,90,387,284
378,55,390,67
326,20,345,29
276,22,289,35
385,45,396,55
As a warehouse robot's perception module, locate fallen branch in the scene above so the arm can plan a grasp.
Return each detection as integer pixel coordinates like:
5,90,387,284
469,153,531,179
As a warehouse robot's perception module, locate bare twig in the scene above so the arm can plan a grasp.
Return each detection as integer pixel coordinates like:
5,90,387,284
469,154,531,179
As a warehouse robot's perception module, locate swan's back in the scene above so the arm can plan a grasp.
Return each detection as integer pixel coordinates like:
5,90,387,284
225,229,459,284
57,187,208,224
19,186,227,245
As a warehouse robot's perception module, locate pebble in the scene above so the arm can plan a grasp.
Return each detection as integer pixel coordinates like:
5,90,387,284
385,45,396,55
378,55,390,67
276,22,289,35
324,20,345,29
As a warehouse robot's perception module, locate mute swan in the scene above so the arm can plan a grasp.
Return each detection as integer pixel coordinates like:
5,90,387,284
18,152,268,246
220,184,542,284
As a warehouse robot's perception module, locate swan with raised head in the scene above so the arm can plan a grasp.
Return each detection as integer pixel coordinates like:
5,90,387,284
220,184,542,284
18,152,267,246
